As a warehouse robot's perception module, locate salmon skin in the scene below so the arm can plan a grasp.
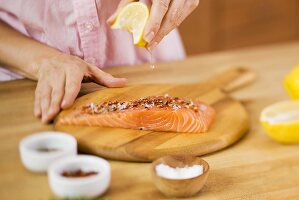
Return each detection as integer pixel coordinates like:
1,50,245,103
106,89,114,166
57,95,216,133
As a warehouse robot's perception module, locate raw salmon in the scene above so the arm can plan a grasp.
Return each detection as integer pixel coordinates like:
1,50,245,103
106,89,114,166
57,95,216,133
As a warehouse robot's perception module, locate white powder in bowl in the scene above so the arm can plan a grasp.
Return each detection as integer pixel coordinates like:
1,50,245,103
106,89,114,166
155,163,203,180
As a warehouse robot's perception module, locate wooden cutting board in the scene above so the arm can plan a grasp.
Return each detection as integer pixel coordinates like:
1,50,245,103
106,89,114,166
55,68,255,162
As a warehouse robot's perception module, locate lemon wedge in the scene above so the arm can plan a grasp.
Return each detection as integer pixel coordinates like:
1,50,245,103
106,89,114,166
260,100,299,143
111,2,149,47
284,64,299,99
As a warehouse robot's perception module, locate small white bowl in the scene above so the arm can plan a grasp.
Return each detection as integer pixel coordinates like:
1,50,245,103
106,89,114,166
48,155,111,199
19,131,77,173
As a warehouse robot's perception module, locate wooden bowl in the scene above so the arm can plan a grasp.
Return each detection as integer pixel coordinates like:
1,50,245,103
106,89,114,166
151,155,210,198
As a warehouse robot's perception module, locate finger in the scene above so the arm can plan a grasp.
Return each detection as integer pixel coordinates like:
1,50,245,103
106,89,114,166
61,71,83,109
147,0,185,49
34,82,42,118
107,0,136,25
39,84,52,123
47,74,66,121
89,65,127,88
148,0,199,50
144,0,171,43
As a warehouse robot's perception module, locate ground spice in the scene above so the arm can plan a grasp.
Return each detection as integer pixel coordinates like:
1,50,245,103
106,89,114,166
82,95,201,115
61,169,98,178
36,147,59,152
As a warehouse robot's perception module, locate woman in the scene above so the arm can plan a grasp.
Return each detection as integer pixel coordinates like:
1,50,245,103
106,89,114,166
0,0,199,123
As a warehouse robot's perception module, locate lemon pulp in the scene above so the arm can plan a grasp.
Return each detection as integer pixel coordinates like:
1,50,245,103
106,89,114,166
260,100,299,143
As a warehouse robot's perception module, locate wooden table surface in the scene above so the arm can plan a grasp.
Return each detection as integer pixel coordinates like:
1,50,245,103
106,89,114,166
1,41,299,200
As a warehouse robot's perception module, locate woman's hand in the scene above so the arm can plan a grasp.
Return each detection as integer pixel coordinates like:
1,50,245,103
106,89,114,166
143,0,199,50
107,0,200,50
32,53,127,123
0,20,126,124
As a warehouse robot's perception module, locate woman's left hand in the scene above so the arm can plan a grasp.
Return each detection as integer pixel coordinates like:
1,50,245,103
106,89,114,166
108,0,200,50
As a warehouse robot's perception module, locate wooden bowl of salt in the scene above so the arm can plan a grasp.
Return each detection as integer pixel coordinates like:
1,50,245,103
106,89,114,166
151,155,210,198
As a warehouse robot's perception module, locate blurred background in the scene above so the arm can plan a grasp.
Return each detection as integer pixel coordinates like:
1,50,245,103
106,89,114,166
179,0,299,55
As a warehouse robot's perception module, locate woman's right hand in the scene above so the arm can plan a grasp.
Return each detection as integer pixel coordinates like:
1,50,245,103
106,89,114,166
32,53,127,123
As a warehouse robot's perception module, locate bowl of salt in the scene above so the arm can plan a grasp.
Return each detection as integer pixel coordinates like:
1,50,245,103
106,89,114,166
151,155,210,198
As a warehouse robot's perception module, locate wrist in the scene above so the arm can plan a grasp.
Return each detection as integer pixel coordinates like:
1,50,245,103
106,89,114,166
27,49,62,80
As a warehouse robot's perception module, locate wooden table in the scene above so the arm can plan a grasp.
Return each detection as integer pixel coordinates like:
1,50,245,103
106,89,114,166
1,41,299,200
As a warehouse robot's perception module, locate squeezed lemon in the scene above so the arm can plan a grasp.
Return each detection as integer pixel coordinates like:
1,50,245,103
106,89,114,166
260,100,299,143
111,2,149,47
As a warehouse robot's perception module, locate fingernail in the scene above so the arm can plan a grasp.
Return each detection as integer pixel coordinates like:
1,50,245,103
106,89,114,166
144,31,155,43
106,17,113,24
61,100,71,109
34,110,40,117
48,108,55,116
42,115,48,123
148,42,158,51
121,78,128,84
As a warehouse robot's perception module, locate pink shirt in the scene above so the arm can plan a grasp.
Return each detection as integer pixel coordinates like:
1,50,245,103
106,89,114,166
0,0,186,81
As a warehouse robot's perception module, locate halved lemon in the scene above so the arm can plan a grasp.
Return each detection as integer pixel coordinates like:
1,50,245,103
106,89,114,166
260,100,299,143
284,64,299,99
111,2,149,47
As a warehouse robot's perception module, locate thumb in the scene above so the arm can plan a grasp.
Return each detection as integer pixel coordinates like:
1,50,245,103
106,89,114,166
107,0,136,25
89,66,127,88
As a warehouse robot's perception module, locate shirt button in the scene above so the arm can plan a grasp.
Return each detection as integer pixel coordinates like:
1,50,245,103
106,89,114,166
86,57,97,65
84,22,94,33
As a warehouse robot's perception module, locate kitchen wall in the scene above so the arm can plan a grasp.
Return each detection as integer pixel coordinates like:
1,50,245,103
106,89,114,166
179,0,299,55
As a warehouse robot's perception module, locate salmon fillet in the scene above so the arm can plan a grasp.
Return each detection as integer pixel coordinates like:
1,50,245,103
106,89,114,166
57,95,216,133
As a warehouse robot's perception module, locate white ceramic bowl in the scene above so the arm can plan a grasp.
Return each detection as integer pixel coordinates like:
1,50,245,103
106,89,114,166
48,155,111,199
19,131,77,173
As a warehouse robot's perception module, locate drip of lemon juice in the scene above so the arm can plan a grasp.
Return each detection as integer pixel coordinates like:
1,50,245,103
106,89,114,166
147,49,155,69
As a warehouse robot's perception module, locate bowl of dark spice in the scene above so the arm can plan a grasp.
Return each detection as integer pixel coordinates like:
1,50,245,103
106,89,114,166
19,131,77,172
48,155,111,199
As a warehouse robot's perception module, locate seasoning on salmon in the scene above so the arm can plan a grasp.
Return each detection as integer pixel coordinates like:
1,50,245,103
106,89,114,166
57,95,216,133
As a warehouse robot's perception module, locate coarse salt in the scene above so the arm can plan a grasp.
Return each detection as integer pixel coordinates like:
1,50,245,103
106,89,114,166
89,103,96,110
155,163,203,180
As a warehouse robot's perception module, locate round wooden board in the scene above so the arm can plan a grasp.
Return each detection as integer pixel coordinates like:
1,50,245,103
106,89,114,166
55,68,252,162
